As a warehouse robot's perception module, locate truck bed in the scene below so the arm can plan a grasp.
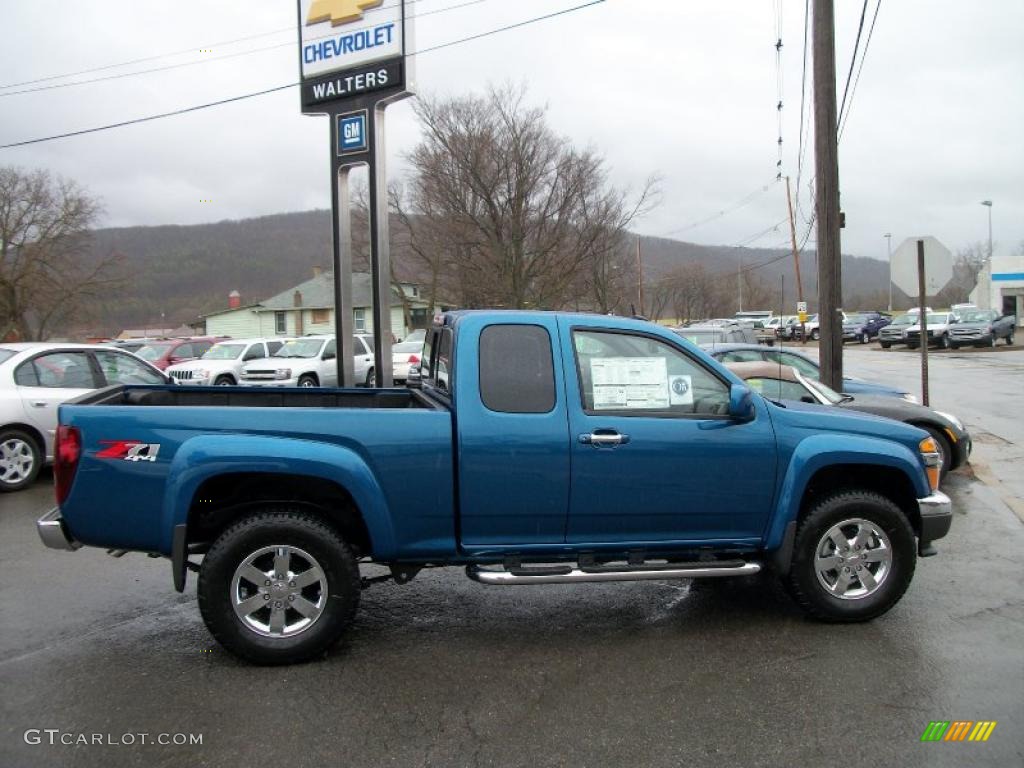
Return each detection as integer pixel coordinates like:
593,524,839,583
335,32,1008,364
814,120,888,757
74,384,438,410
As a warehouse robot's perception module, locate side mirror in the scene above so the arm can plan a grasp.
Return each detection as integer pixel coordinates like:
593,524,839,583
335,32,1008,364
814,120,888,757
322,351,336,361
728,384,755,422
800,395,816,404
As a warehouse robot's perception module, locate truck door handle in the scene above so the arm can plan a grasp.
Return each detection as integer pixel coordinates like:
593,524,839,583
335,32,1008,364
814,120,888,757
31,401,48,408
579,432,630,447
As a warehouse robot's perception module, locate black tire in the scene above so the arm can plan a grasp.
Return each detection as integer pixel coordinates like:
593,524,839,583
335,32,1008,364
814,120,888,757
0,428,42,492
1006,333,1014,346
917,423,953,477
988,335,996,348
214,375,235,386
860,332,869,344
950,342,960,350
907,343,919,350
811,329,820,341
197,508,361,665
880,341,891,349
787,490,916,622
939,334,950,350
297,374,318,388
364,368,376,387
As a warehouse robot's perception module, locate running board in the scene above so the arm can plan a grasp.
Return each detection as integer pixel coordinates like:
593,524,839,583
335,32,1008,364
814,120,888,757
466,561,761,585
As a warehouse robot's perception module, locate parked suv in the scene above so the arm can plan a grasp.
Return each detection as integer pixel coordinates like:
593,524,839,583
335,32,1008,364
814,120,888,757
166,338,285,385
136,337,222,371
842,312,891,343
878,314,916,349
905,312,958,350
949,309,1016,348
240,335,375,387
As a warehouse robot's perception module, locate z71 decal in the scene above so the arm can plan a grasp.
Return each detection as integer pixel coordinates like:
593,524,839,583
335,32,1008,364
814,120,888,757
96,441,162,462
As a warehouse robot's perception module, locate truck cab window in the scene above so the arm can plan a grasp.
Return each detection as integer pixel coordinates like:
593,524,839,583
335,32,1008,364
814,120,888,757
573,330,729,416
479,325,555,413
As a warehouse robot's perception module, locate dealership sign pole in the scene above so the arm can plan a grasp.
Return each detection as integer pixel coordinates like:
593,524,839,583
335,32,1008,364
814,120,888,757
297,0,414,386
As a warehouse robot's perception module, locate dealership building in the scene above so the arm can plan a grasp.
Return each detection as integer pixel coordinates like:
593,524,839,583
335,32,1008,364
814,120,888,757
970,252,1024,326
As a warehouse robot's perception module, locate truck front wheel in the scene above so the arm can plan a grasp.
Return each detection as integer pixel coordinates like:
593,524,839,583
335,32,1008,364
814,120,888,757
787,491,916,622
197,508,360,664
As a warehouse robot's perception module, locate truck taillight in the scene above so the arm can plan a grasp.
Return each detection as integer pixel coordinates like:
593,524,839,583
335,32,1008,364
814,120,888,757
408,354,420,364
54,425,81,505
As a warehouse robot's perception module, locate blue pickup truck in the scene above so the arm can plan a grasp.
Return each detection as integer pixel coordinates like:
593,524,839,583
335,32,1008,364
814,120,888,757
38,311,952,665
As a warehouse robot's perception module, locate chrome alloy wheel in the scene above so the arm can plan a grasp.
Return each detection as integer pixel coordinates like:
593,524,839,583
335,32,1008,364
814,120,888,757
231,545,327,637
0,437,35,485
814,518,892,600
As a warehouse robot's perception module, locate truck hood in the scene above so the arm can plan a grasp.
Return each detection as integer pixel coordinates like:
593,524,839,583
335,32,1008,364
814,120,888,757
766,397,929,455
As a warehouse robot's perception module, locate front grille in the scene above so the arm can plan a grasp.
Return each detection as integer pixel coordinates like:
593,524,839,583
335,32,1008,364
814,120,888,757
169,370,193,380
242,370,277,380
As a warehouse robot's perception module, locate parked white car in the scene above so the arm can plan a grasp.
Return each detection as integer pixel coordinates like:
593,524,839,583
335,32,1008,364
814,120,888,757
166,338,286,386
0,343,170,491
392,339,424,383
240,335,375,387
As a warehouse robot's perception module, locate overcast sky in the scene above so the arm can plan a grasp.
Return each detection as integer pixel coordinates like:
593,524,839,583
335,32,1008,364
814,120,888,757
1,0,1021,264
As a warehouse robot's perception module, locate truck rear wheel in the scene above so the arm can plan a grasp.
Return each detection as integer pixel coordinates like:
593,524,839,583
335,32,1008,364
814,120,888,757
197,508,360,665
786,491,916,622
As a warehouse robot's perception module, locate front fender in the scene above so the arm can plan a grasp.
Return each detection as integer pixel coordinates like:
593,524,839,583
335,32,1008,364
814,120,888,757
764,434,929,550
159,434,396,558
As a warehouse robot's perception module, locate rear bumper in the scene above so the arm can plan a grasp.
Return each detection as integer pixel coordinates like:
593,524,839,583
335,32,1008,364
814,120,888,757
37,508,81,551
917,490,952,556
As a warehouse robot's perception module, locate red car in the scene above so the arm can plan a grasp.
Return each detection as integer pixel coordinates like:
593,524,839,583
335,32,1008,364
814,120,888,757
135,337,223,371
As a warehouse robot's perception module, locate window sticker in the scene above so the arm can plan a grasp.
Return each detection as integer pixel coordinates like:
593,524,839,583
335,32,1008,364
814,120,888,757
668,375,693,406
590,357,670,410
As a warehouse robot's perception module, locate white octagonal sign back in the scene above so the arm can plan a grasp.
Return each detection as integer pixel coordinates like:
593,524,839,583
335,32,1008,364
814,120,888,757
891,236,954,296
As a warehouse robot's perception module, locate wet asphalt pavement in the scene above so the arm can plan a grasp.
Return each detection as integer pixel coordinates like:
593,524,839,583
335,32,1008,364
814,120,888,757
1,346,1022,768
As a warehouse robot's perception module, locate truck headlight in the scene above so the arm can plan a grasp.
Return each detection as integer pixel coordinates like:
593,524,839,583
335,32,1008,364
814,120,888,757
919,437,942,491
274,368,292,380
194,369,211,380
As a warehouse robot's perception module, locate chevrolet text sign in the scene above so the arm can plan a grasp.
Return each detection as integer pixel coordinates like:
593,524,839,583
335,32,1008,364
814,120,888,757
299,0,404,80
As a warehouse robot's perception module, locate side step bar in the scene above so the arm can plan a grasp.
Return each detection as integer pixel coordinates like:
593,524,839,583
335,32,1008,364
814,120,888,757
466,561,761,585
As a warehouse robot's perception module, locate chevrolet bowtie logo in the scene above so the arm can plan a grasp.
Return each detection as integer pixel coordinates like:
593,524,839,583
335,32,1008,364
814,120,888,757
307,0,384,27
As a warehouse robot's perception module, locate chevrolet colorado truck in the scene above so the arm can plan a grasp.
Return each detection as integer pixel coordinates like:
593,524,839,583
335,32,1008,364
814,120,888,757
38,311,952,665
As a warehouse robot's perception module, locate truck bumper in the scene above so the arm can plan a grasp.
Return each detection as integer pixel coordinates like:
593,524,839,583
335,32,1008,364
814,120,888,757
37,507,81,551
917,490,952,557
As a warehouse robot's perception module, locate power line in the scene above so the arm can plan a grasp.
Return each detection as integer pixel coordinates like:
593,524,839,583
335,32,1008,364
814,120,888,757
0,0,492,99
838,0,883,139
794,0,811,216
660,178,779,238
0,1,606,151
837,0,869,127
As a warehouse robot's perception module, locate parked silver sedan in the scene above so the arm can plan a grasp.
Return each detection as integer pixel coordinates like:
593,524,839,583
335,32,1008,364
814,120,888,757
0,343,169,491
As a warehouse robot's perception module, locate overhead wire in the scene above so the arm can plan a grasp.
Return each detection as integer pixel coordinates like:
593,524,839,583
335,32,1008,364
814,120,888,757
837,0,869,128
838,0,883,139
0,0,493,98
659,178,779,238
0,0,607,150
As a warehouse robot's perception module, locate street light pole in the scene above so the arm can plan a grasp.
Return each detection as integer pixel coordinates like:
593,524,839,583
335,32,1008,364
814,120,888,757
981,200,993,261
885,232,892,311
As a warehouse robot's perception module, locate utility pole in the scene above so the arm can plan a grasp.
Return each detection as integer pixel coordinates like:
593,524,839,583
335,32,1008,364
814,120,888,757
885,232,893,311
636,236,645,316
785,176,806,341
812,0,843,390
738,252,744,312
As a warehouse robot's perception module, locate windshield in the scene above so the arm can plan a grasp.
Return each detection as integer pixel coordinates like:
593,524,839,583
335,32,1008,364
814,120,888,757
803,375,845,405
674,329,723,345
892,315,916,326
136,343,172,361
0,348,15,365
845,314,868,324
202,343,245,360
925,313,951,324
273,339,325,358
958,310,992,323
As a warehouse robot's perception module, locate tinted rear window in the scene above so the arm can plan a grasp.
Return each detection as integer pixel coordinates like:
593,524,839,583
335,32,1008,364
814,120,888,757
479,324,555,414
0,349,15,365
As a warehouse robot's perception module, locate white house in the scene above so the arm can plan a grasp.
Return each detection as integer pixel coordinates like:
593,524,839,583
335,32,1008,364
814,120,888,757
201,270,435,340
970,252,1024,326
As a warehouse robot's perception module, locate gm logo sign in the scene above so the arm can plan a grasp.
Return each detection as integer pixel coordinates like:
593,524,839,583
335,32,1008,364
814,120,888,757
307,0,383,26
337,110,368,155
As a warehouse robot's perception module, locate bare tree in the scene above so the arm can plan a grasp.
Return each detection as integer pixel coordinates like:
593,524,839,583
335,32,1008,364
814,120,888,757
0,167,122,340
400,84,658,310
936,241,989,306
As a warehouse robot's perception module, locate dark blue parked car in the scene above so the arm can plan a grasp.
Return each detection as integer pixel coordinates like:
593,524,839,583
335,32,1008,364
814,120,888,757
704,343,917,402
842,312,891,343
